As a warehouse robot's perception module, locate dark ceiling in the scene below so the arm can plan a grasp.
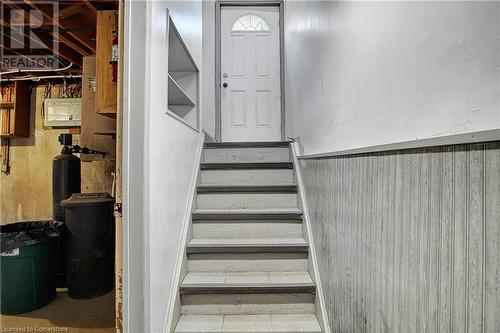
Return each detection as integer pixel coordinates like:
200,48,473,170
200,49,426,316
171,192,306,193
1,0,118,76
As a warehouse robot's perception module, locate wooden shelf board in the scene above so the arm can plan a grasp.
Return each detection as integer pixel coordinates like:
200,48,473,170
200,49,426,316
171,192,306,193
96,112,117,119
94,131,117,139
1,102,14,108
168,75,195,108
1,134,15,139
1,134,30,139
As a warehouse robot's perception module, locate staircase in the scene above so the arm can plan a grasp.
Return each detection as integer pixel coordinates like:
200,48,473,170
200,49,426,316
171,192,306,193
174,141,322,333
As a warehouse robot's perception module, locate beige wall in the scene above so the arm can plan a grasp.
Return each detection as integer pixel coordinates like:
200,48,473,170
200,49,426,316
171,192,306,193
0,86,114,225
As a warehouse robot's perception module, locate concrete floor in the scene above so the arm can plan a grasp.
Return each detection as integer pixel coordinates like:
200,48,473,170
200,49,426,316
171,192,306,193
0,289,115,333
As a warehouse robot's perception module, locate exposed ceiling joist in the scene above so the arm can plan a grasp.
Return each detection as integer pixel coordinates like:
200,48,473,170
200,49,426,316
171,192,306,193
20,0,96,54
1,2,82,67
53,32,92,58
59,3,84,20
83,0,98,14
2,0,119,75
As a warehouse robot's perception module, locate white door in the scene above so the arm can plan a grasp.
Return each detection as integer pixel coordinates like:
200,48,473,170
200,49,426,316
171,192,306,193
221,6,281,142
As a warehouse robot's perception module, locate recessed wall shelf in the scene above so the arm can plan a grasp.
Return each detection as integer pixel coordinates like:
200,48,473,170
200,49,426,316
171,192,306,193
168,21,197,73
94,131,117,140
168,75,195,107
1,103,14,109
166,10,199,129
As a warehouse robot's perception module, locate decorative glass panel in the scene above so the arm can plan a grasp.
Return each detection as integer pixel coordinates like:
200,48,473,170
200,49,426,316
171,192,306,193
232,14,270,32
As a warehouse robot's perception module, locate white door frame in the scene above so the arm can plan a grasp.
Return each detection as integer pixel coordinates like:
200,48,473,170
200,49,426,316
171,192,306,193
215,0,285,142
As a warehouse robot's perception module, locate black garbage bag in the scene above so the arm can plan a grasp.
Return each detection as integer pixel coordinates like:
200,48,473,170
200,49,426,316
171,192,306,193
0,220,64,254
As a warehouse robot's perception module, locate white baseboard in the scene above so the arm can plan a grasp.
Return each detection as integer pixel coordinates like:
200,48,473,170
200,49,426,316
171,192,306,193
164,132,205,333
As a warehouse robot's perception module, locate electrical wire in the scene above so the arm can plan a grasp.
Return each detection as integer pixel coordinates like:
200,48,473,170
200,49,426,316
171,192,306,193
0,74,82,82
0,62,74,75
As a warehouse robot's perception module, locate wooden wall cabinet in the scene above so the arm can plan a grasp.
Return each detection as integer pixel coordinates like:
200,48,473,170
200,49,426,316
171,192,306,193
0,82,30,138
96,10,118,118
81,56,116,161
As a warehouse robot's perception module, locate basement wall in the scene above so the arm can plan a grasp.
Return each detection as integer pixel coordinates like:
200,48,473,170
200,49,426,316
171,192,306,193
299,142,500,332
0,86,114,225
285,1,500,155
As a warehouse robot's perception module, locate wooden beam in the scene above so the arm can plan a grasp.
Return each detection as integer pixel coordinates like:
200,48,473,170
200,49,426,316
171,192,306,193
83,0,98,14
51,31,92,57
0,20,82,67
19,0,96,53
2,0,92,58
59,3,83,19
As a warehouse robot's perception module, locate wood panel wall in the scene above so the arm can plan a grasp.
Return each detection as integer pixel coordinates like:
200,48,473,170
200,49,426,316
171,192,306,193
299,142,500,332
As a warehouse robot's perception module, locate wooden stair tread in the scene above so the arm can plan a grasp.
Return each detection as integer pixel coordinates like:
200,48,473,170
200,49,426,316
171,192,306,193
183,271,312,284
174,314,322,333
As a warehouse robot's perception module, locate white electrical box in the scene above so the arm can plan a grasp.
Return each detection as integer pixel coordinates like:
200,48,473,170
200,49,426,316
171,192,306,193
44,98,82,127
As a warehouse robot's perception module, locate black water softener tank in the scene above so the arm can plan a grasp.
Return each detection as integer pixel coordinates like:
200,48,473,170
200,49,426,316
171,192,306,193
53,133,81,222
61,193,115,299
52,133,81,287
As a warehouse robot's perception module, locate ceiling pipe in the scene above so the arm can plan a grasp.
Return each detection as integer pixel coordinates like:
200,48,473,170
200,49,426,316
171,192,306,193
1,74,82,82
0,62,74,75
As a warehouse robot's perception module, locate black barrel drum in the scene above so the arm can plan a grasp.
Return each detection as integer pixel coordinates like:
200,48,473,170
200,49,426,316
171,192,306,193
61,193,115,299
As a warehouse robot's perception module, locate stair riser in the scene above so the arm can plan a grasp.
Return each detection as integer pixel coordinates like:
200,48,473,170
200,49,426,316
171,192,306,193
203,148,290,163
200,169,295,186
180,286,316,295
181,293,315,315
188,253,308,272
193,214,303,221
193,223,303,239
197,193,298,210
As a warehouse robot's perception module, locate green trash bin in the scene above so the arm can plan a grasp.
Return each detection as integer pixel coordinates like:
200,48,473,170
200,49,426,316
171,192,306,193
0,221,63,315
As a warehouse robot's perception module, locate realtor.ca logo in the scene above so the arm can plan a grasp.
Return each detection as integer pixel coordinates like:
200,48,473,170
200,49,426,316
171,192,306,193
0,1,60,71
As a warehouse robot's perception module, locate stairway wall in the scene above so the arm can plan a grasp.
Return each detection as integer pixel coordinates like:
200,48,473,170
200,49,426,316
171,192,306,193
123,1,203,332
299,142,500,332
285,1,500,155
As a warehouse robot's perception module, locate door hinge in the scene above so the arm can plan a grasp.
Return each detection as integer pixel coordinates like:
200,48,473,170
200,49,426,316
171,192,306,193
114,202,123,218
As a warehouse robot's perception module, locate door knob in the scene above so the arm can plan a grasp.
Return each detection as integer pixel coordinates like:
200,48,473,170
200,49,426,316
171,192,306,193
223,82,228,88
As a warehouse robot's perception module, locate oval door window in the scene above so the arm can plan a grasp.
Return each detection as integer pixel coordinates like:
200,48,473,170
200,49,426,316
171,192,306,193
231,14,270,32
